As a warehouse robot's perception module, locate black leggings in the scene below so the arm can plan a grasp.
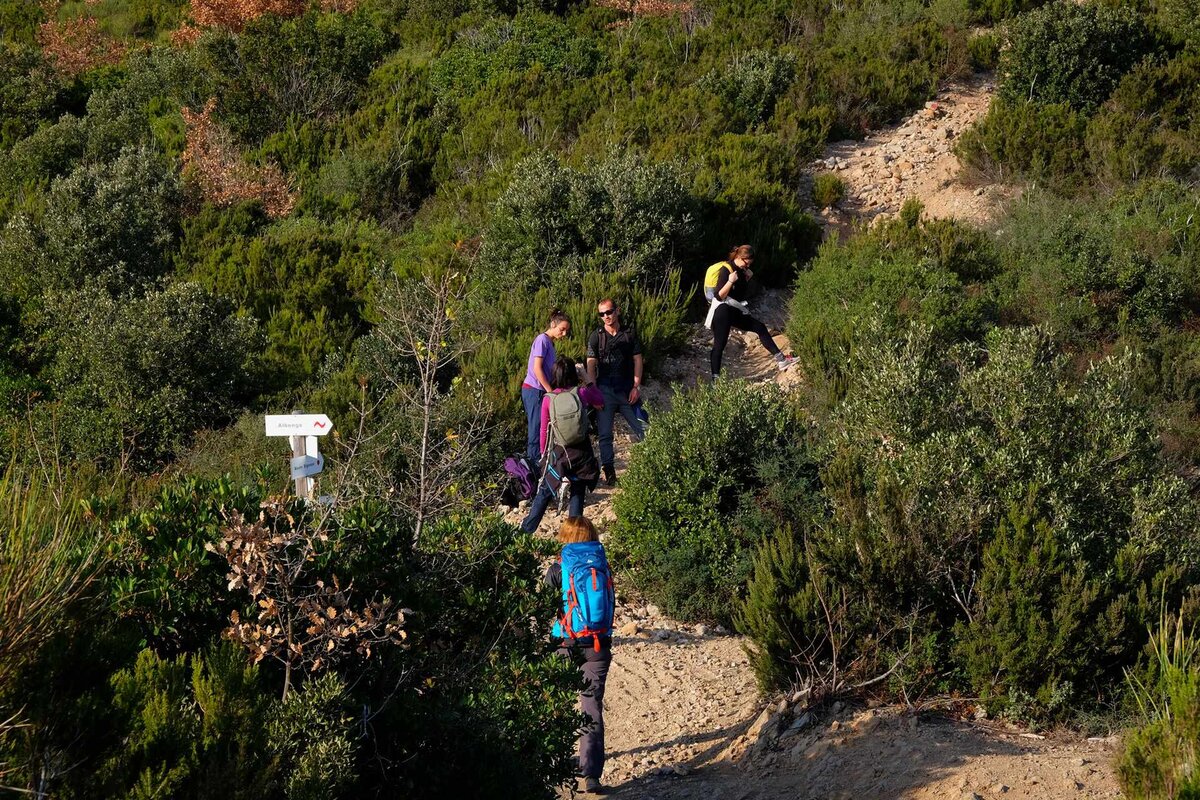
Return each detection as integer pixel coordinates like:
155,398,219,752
710,304,779,375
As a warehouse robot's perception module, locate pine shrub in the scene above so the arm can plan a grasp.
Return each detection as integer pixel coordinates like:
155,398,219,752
811,172,845,208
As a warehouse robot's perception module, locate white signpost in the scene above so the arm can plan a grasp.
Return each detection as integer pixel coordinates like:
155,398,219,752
265,414,332,500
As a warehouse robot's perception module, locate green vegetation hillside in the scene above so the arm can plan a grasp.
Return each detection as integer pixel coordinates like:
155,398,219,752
1,0,1199,797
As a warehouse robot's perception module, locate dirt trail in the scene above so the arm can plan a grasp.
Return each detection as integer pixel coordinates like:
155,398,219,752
806,72,1019,236
513,76,1122,800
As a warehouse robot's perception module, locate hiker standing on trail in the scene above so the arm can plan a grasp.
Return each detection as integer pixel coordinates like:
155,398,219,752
704,244,797,379
520,359,605,533
544,516,614,796
522,310,571,471
586,299,644,486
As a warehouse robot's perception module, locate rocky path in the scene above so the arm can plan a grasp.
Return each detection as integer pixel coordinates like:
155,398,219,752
807,72,1019,236
526,75,1123,800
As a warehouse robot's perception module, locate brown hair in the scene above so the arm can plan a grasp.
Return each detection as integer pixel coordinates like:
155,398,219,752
727,244,754,262
557,516,599,543
549,308,571,326
551,357,580,390
597,298,617,310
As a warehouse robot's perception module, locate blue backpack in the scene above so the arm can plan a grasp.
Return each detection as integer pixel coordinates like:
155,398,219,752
552,541,615,652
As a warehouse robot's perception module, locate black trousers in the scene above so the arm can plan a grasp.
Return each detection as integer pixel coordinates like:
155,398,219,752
710,303,779,375
558,640,612,780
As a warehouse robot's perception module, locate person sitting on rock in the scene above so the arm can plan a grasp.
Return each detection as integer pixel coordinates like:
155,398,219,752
703,244,797,379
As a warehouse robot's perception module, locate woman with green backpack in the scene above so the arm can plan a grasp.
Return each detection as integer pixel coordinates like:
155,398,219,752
520,359,604,533
543,516,614,795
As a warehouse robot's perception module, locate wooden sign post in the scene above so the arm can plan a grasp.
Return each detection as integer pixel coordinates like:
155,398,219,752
265,413,332,500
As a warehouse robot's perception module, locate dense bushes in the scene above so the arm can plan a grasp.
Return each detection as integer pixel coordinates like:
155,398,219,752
733,324,1200,714
787,204,998,405
998,2,1155,114
609,379,819,624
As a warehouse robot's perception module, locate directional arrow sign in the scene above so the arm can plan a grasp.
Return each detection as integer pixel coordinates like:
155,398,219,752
265,414,333,437
290,452,325,480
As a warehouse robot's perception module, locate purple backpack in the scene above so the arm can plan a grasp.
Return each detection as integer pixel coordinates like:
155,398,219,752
503,456,536,502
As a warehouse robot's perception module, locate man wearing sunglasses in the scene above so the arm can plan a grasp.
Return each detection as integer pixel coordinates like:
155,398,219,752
586,299,645,486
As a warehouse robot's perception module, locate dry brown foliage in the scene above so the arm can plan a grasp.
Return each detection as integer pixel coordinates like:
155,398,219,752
209,504,407,700
37,2,127,77
595,0,694,17
187,0,359,32
181,99,297,218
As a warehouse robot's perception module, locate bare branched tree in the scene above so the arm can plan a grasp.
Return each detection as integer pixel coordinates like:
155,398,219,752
351,267,495,541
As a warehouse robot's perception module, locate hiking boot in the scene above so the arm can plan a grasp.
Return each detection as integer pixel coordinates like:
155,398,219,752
579,777,605,795
557,478,571,514
775,354,799,372
602,464,617,487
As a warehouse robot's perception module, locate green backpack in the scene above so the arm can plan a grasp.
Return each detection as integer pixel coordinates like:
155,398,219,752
548,388,589,449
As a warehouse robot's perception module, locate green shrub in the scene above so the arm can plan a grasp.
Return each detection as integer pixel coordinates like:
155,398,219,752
698,48,797,131
994,183,1200,342
800,14,958,138
269,673,356,800
736,526,846,690
608,380,817,624
966,0,1049,24
429,12,599,103
0,144,181,304
107,476,263,653
0,41,63,148
1120,611,1200,799
957,97,1088,184
955,498,1104,718
40,282,260,467
787,207,998,406
998,2,1155,113
1087,53,1200,185
94,643,279,800
967,31,1000,72
200,10,389,142
476,151,697,295
811,172,845,208
177,212,384,396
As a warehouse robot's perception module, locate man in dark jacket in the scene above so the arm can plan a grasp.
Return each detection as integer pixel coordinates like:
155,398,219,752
586,299,645,486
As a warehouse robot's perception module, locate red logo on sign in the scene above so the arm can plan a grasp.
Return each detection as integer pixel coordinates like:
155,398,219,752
314,421,327,429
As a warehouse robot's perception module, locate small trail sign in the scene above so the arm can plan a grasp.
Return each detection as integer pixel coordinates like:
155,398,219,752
265,414,332,499
264,414,333,437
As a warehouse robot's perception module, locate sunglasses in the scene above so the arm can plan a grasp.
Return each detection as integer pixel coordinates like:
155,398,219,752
598,309,616,317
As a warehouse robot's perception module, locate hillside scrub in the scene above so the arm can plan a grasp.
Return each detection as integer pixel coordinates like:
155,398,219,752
736,323,1200,715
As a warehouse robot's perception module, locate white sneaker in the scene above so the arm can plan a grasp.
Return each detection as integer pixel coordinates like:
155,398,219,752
776,355,799,372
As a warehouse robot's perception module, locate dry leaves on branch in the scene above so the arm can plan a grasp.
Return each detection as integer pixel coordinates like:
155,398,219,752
187,0,359,33
595,0,694,17
210,504,407,685
37,1,126,77
181,99,296,218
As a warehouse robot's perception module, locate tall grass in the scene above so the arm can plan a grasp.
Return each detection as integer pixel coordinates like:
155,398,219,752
0,469,105,691
1119,609,1200,799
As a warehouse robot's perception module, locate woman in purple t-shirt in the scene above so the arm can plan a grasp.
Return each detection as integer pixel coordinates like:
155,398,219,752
522,309,571,469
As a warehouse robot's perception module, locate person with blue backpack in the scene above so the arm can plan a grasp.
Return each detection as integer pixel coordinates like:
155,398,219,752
520,358,605,533
543,516,615,796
